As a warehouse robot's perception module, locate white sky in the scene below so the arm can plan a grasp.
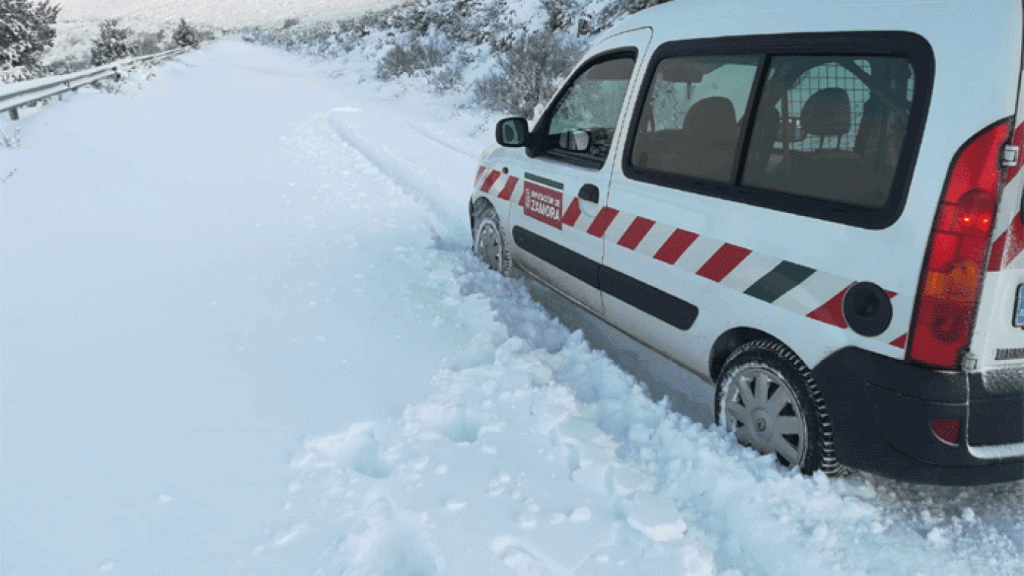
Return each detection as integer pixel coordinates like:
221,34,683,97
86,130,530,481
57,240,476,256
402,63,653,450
55,0,407,27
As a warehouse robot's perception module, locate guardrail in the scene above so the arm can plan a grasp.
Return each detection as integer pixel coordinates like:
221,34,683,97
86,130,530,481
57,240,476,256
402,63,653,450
0,47,189,120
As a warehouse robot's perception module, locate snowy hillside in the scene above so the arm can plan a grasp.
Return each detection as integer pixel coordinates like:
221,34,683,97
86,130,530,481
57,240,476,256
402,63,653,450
57,0,408,28
32,0,410,74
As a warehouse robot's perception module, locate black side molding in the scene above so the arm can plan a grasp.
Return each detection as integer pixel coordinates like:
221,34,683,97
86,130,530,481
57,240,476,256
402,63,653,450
599,266,697,330
512,226,698,331
512,226,600,288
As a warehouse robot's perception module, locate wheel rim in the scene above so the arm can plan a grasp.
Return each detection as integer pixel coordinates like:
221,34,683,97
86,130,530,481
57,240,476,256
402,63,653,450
474,220,503,271
722,365,808,468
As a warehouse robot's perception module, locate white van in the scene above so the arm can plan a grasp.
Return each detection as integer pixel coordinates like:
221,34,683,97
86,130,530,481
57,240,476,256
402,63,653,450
469,0,1024,485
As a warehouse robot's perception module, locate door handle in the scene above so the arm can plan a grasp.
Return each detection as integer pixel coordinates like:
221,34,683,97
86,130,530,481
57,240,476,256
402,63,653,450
578,184,600,203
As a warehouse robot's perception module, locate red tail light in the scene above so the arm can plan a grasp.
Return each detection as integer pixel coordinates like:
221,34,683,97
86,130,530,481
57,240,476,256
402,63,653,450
908,120,1010,369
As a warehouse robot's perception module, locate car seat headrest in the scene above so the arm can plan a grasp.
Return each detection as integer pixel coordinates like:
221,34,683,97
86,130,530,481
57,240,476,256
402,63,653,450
681,96,737,140
801,88,851,138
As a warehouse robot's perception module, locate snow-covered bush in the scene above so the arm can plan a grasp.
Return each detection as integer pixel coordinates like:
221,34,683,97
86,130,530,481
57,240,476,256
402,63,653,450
473,31,583,117
172,18,199,49
90,19,137,66
249,0,671,114
0,66,30,82
0,127,19,149
137,30,167,55
588,0,672,33
0,0,61,70
39,52,89,75
430,52,471,94
541,0,580,31
376,35,449,80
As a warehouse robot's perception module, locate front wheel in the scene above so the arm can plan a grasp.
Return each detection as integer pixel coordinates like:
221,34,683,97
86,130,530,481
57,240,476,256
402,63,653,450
472,204,510,275
715,340,839,475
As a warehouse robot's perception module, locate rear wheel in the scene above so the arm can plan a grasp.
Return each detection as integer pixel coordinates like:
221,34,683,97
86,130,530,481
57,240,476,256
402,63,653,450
715,340,838,475
472,205,510,275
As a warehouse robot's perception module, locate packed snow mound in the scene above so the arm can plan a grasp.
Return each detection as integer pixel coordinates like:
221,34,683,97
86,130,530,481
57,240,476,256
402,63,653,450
284,235,1024,575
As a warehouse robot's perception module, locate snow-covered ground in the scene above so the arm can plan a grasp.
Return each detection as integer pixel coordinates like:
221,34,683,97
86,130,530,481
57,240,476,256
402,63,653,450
2,39,1022,576
57,0,406,28
38,0,408,71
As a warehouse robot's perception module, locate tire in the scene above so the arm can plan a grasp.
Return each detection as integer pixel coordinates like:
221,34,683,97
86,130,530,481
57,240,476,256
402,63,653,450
714,340,839,475
472,204,510,276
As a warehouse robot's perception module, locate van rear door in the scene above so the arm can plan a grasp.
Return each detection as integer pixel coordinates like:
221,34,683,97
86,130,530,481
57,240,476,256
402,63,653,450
971,127,1024,373
968,23,1024,375
957,12,1024,457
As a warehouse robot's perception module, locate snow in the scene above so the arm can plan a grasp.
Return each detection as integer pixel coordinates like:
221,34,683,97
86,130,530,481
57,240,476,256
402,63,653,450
57,0,405,28
2,36,1023,576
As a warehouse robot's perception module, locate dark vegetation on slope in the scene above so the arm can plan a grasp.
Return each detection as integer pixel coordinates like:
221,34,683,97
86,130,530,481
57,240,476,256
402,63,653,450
1,0,209,82
247,0,670,116
1,0,669,116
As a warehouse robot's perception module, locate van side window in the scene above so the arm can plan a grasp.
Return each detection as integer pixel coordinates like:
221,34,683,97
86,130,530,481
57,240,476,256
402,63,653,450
543,55,636,168
623,33,934,229
631,56,760,182
741,56,916,209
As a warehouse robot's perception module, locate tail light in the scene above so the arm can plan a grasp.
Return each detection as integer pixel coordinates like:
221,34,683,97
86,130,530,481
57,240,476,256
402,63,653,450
908,120,1010,369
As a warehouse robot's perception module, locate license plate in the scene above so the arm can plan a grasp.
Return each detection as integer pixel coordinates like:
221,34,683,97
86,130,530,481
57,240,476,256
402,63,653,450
1016,285,1024,327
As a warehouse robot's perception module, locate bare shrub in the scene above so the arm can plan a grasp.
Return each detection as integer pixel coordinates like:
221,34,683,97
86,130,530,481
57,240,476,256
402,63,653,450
137,30,166,55
473,31,583,117
589,0,672,33
541,0,579,31
376,36,450,80
1,129,20,150
40,52,89,75
430,51,472,94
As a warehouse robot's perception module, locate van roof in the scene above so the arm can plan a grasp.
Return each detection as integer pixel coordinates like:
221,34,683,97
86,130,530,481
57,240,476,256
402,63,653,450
606,0,1022,49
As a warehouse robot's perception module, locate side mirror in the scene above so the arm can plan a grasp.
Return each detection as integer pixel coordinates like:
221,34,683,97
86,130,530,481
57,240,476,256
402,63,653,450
495,117,529,147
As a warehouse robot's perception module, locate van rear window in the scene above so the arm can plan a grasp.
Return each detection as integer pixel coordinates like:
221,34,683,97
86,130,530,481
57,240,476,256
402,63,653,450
741,56,915,209
623,33,934,229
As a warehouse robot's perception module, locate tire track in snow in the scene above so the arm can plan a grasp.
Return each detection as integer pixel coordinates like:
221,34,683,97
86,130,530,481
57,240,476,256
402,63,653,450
324,102,477,247
402,117,480,159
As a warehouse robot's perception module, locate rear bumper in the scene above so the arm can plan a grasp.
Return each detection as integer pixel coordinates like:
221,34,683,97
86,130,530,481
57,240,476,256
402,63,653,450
811,347,1024,486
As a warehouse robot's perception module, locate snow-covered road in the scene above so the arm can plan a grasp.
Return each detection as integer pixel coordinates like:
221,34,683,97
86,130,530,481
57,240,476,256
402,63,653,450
1,40,1021,576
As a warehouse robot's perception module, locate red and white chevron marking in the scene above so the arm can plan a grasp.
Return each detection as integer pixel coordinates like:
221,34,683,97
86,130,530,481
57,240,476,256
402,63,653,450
475,165,910,348
988,120,1024,272
476,167,518,201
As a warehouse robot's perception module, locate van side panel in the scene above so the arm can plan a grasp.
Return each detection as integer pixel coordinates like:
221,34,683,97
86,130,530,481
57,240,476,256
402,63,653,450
601,0,1023,375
